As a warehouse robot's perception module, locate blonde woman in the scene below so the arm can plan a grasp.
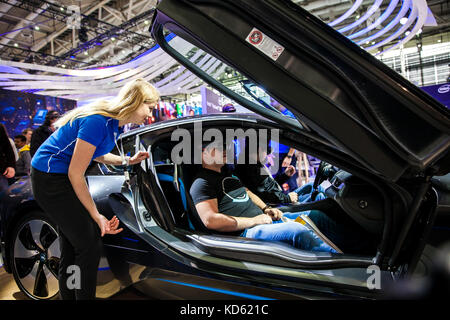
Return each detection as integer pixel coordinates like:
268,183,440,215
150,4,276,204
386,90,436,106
31,78,159,300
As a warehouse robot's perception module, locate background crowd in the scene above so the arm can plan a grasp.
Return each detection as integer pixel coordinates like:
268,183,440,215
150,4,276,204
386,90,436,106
0,110,59,189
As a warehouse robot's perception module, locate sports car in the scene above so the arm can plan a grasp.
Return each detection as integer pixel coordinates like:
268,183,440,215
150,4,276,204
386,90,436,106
1,0,449,300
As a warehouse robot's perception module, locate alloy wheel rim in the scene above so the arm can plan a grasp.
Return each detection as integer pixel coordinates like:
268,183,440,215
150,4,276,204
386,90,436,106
13,219,60,299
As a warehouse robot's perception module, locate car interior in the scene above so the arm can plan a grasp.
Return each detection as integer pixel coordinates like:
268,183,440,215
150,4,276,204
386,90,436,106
148,123,387,261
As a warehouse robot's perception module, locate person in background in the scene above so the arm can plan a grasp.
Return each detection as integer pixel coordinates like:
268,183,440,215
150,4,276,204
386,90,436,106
14,134,31,177
30,110,60,157
22,128,33,146
0,123,16,195
234,142,298,204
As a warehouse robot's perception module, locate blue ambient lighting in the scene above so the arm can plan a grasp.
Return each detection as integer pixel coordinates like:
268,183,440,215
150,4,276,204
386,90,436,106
155,278,275,300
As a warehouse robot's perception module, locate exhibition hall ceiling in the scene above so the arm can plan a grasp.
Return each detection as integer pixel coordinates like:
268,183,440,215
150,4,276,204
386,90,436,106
0,0,448,100
0,0,158,69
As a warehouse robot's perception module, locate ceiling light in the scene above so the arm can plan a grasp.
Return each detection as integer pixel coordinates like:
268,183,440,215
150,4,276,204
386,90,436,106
14,43,18,47
61,64,66,68
437,39,442,43
111,37,115,41
400,17,408,25
405,31,410,36
144,20,150,25
60,7,64,11
34,26,40,31
84,51,88,55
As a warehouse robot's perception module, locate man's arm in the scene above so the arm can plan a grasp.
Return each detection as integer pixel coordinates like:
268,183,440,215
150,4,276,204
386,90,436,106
246,188,266,209
246,188,283,221
281,148,295,168
195,199,271,232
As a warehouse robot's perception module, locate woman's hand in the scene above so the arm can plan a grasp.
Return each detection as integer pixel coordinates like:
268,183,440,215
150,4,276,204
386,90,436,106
3,167,15,178
107,215,123,235
94,214,123,237
129,151,149,165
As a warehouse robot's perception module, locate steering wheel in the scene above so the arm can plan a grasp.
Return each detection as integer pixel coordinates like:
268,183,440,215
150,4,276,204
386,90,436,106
311,161,328,201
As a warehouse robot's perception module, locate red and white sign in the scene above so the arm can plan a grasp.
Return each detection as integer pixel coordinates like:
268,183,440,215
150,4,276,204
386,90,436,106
245,27,285,61
248,30,263,45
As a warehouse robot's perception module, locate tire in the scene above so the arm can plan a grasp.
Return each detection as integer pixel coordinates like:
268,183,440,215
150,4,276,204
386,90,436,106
8,210,60,300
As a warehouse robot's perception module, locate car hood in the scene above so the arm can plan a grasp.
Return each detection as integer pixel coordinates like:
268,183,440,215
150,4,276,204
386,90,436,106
150,0,450,181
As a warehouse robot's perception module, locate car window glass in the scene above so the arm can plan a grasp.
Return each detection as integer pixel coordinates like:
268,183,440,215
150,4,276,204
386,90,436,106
163,28,306,130
152,141,174,165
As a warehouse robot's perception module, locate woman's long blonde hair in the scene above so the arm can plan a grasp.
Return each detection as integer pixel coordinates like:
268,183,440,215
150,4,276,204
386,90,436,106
54,78,160,128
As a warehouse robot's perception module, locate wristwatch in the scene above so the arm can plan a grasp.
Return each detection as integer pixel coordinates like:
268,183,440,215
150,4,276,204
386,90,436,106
262,205,272,212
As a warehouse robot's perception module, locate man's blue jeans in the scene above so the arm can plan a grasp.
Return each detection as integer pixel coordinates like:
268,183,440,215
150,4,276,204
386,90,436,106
293,182,326,203
242,216,336,253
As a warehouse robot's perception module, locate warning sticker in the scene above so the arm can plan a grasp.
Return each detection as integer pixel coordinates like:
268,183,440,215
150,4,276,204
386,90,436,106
245,27,285,61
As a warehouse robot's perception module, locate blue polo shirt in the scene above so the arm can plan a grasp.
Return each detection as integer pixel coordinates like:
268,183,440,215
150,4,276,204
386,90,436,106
31,114,120,174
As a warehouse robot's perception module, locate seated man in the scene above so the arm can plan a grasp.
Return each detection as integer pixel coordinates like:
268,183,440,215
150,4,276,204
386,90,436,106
189,142,336,253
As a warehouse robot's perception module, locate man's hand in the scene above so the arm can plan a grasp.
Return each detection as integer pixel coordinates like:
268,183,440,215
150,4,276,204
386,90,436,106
264,207,283,221
284,165,296,177
288,191,298,203
253,214,273,225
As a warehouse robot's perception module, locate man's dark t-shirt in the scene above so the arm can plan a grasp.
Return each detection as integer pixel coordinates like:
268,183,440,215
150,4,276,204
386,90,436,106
190,168,262,219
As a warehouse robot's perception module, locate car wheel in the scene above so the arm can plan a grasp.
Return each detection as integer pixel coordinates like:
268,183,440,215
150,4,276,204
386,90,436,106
9,210,60,300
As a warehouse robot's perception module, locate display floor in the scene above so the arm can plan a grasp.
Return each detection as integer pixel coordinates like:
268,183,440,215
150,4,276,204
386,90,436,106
0,256,149,300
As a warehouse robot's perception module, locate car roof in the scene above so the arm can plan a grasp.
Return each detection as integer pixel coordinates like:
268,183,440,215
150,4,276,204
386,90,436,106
119,113,274,139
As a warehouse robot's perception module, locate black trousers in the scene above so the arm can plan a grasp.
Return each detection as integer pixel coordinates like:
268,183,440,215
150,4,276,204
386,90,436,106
31,167,102,300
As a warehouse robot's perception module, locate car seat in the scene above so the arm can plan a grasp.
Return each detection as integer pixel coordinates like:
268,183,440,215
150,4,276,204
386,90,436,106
177,164,211,233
